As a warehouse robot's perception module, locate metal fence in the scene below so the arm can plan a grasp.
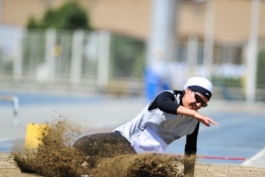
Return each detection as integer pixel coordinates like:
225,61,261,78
0,29,146,95
174,39,247,100
0,28,264,101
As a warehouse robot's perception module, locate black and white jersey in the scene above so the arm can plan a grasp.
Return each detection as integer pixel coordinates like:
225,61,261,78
114,90,199,154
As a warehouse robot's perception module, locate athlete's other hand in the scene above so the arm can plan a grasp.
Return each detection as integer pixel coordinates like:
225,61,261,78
193,112,218,127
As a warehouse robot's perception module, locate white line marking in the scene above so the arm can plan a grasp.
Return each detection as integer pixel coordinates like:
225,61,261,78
242,147,265,166
0,137,24,143
0,137,14,142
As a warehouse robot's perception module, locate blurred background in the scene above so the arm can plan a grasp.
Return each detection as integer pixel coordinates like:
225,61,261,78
0,0,264,101
0,0,265,166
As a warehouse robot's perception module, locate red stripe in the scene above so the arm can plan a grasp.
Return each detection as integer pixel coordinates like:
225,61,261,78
197,155,246,161
170,154,247,161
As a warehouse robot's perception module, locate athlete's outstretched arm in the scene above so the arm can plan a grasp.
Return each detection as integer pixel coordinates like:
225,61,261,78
177,106,218,127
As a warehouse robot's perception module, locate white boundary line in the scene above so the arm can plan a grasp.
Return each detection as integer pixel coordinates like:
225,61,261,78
242,147,265,166
0,137,24,144
0,137,14,142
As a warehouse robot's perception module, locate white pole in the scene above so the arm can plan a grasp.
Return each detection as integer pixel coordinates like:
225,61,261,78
97,30,111,89
70,30,84,84
145,0,178,100
45,29,56,82
147,0,178,66
187,35,198,77
13,30,23,81
246,0,260,103
203,0,216,80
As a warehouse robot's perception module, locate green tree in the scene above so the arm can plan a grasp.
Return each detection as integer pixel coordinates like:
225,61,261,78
27,16,39,29
39,9,58,29
26,1,92,30
110,35,145,78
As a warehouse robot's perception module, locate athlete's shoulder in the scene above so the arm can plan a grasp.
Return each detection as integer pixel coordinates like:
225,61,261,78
157,90,174,96
173,90,183,96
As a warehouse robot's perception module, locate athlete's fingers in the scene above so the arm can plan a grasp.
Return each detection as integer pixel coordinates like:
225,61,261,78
203,119,210,127
209,119,218,126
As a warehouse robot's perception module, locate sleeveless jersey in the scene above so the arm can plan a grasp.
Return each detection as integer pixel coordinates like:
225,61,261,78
114,90,198,153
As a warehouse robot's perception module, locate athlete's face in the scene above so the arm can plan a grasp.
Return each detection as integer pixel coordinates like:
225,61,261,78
182,89,209,110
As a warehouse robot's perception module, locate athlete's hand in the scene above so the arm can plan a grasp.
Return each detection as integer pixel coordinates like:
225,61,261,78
176,106,218,126
193,112,218,127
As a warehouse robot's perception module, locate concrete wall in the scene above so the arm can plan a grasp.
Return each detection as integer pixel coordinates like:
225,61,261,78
1,0,265,43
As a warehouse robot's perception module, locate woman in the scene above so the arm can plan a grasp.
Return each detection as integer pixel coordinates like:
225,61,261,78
74,76,218,176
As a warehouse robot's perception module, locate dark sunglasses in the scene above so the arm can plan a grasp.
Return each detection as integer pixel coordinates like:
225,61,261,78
194,92,208,107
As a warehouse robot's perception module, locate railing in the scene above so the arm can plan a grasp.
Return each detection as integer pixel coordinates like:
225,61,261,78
0,96,19,126
0,29,265,101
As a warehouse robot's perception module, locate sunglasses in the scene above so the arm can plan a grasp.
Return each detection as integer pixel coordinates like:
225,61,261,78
194,92,208,107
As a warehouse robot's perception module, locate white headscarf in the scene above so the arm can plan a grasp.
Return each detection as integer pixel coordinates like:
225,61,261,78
184,76,213,100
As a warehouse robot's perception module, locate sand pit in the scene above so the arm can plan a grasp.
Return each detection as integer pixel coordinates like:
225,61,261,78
1,120,264,177
2,152,265,177
10,120,184,177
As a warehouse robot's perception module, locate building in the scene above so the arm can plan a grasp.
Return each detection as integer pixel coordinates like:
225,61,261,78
2,0,265,42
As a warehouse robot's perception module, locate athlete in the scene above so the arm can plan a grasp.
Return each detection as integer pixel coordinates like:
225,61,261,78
74,76,218,176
